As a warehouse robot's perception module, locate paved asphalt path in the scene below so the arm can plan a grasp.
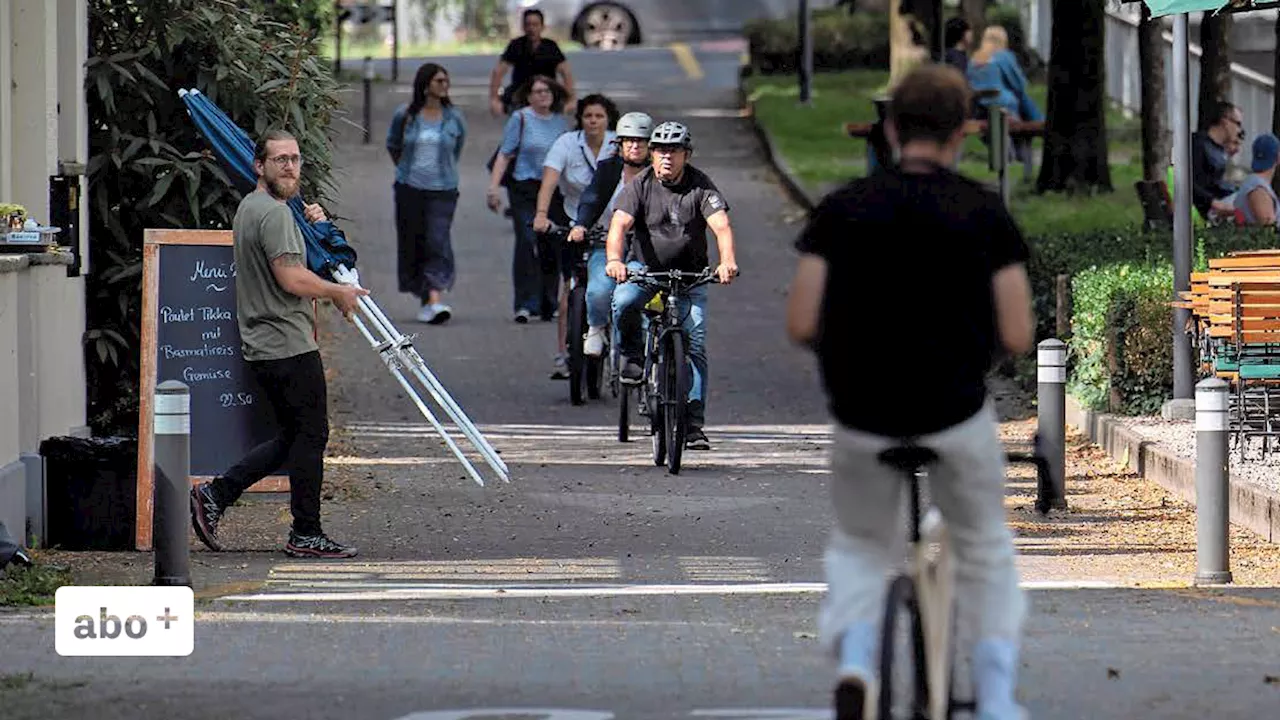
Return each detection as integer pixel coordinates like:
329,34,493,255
3,45,1280,720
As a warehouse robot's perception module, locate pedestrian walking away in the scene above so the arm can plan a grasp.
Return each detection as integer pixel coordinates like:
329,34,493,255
571,110,653,358
487,75,571,324
388,62,467,325
605,120,739,451
489,7,576,117
534,93,620,379
785,64,1036,720
191,129,369,560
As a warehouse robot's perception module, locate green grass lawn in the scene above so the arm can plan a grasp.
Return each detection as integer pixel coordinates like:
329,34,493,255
744,69,1145,236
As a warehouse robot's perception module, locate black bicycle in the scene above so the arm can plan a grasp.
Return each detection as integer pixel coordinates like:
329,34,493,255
618,266,721,474
540,223,609,406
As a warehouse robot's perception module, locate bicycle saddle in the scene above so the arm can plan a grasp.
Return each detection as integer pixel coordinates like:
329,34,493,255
877,444,938,474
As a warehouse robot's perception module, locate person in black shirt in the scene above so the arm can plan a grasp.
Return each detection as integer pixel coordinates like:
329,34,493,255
1191,100,1243,220
605,121,739,450
786,64,1034,720
489,9,576,116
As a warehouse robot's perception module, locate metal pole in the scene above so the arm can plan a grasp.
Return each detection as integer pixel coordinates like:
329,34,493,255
333,1,342,77
798,0,812,105
363,55,373,145
1037,339,1068,512
391,0,400,82
1194,378,1232,585
153,380,191,587
1172,13,1195,399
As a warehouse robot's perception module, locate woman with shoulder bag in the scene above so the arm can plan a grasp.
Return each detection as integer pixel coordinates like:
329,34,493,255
487,75,571,324
387,62,467,324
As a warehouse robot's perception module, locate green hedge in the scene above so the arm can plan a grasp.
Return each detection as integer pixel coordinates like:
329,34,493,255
1026,224,1279,342
1068,263,1174,415
744,8,889,74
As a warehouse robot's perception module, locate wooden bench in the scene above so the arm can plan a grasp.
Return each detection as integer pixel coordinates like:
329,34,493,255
845,117,1045,181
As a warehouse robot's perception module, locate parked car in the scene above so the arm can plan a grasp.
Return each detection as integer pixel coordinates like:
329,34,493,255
506,0,840,50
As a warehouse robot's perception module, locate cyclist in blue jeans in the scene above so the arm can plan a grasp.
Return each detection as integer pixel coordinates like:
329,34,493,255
604,121,739,450
569,111,653,357
786,65,1034,720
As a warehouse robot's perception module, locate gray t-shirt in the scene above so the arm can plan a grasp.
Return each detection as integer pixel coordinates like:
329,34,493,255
614,165,728,272
232,189,318,362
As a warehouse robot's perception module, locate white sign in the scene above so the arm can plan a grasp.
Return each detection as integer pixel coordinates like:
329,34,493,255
55,586,194,657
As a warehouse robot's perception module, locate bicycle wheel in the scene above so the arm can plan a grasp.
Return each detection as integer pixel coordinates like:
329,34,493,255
566,286,588,406
876,574,930,720
662,332,688,474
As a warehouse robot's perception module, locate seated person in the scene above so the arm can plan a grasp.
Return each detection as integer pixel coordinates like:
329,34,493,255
966,25,1041,124
1234,133,1280,228
1192,101,1244,221
944,17,972,74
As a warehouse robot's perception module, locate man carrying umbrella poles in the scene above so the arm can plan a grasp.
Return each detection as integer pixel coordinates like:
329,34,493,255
179,90,510,557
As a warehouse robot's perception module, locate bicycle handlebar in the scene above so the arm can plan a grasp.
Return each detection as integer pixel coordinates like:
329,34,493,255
624,266,726,290
535,222,606,244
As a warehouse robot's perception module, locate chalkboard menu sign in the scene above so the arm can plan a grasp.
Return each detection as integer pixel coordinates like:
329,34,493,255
136,229,288,550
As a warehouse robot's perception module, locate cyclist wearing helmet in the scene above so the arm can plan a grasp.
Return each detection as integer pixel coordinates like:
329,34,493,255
604,120,739,451
569,110,653,357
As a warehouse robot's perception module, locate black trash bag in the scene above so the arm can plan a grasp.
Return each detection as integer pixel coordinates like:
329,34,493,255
38,436,138,551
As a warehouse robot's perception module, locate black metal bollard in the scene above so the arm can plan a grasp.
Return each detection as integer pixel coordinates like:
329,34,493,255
153,380,191,587
363,55,373,145
1037,339,1068,511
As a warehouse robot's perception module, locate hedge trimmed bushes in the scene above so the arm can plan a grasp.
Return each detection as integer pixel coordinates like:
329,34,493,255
1027,224,1278,414
744,8,889,74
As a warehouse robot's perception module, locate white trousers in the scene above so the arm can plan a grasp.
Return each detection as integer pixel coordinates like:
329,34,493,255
817,401,1026,660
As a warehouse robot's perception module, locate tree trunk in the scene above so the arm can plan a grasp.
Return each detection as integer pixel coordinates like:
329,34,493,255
961,0,988,35
1196,11,1232,130
889,0,927,87
1036,0,1112,194
1138,1,1169,182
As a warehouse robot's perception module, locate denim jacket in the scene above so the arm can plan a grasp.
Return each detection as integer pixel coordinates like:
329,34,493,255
386,103,467,191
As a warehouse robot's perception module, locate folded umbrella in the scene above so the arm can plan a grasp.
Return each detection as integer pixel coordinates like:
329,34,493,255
178,88,357,282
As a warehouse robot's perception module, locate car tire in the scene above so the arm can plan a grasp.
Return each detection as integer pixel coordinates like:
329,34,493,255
578,3,634,50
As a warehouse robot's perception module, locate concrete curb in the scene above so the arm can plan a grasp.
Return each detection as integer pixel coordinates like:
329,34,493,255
1065,394,1280,544
738,69,817,213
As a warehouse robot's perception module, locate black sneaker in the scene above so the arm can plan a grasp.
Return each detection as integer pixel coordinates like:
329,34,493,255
190,484,224,551
686,428,711,450
285,532,358,559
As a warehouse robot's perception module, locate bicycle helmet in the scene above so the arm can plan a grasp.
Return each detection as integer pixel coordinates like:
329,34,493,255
649,121,692,149
616,112,653,139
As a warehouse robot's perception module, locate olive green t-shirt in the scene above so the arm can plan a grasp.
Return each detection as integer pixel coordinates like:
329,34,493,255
232,189,318,361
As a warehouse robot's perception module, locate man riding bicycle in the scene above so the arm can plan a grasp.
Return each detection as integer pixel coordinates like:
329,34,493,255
786,64,1035,720
568,111,653,359
604,120,739,451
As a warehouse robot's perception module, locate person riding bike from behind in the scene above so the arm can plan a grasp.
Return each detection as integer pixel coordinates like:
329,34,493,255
568,110,654,359
604,121,739,451
786,64,1035,720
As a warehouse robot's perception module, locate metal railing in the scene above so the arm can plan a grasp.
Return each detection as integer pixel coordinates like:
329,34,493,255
1016,0,1275,170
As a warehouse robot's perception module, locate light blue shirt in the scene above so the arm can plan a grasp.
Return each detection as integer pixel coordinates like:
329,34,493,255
1235,174,1280,227
387,104,467,191
543,129,617,221
500,107,570,183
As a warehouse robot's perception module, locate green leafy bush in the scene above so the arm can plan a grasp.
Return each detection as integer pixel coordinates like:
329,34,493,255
85,0,343,436
1068,262,1174,415
745,8,889,74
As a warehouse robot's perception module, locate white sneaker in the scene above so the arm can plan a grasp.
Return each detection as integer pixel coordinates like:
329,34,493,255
416,305,437,323
584,326,606,356
427,303,451,324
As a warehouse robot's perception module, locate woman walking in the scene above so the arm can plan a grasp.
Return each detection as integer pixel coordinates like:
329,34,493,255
387,62,467,324
533,93,619,379
486,75,571,324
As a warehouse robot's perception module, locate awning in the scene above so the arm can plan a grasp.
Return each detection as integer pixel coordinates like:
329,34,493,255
1142,0,1280,18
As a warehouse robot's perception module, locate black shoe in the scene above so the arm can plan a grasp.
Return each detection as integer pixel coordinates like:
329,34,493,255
285,531,358,559
190,484,225,551
620,360,644,384
834,674,871,720
10,548,34,569
686,428,711,450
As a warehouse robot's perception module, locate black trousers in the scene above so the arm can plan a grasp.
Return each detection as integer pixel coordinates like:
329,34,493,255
211,350,329,536
394,183,459,301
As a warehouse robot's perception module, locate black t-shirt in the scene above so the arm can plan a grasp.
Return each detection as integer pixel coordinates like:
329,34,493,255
794,166,1030,437
501,36,566,94
615,165,729,272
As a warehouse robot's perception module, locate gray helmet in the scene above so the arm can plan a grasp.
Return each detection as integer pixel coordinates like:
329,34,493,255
615,112,653,140
649,121,692,149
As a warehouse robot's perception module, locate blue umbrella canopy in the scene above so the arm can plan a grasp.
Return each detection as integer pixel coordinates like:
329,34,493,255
178,88,357,281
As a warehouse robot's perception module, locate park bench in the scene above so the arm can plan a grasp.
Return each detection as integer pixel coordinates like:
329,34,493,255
844,116,1046,182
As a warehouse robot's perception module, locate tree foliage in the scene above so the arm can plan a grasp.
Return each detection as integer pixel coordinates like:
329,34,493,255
85,0,343,436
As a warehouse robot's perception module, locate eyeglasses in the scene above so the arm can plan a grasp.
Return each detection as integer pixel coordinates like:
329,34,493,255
266,154,303,167
619,138,648,146
530,87,552,95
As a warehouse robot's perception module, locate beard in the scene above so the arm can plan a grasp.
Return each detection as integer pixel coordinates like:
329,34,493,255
266,175,299,200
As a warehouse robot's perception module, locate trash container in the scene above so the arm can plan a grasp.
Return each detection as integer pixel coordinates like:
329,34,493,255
38,435,137,550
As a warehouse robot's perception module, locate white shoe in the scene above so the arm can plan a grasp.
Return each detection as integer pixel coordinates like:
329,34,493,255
584,326,606,356
416,305,437,323
427,303,451,324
